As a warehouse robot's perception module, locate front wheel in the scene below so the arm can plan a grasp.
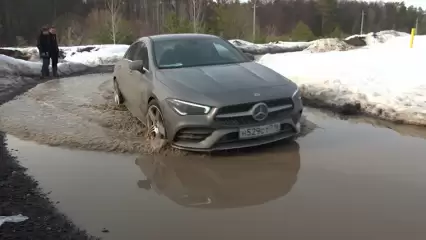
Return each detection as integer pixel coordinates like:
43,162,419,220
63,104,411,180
146,100,168,150
113,79,124,105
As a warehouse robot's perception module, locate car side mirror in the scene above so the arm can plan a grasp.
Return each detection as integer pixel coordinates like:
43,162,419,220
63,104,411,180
245,53,255,61
129,60,146,73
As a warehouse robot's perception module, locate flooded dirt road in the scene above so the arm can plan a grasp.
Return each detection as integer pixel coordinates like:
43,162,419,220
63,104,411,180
6,106,426,240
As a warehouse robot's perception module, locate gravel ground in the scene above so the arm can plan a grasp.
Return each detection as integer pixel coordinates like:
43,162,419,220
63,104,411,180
0,69,111,239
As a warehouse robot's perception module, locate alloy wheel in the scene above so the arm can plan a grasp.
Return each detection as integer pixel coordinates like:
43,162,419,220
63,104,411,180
146,105,166,140
113,92,121,105
113,80,122,105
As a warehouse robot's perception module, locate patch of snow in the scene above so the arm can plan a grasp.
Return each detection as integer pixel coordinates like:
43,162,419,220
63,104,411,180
0,214,29,227
258,36,426,126
304,38,354,53
229,39,311,54
346,30,410,46
62,44,129,66
228,39,256,46
0,44,131,76
1,47,40,61
0,54,89,77
2,44,130,66
378,35,426,50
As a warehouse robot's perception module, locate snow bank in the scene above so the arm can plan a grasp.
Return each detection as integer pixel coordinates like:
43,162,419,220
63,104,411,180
0,44,129,76
0,54,89,77
378,35,426,50
258,36,426,126
231,30,409,54
62,44,129,66
304,38,354,53
2,44,130,66
229,39,310,54
345,30,410,46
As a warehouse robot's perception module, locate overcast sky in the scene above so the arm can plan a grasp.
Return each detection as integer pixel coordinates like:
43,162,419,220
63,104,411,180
241,0,426,9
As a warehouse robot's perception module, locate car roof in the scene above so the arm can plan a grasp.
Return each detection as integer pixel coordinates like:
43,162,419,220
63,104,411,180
145,33,221,42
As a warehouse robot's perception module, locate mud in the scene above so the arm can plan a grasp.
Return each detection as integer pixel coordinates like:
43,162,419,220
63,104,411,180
0,73,315,154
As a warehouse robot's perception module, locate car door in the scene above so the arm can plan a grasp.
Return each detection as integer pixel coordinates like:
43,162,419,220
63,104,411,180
127,40,153,121
117,42,139,105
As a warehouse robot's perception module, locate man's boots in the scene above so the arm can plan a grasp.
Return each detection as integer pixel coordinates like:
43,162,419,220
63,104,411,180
53,67,58,78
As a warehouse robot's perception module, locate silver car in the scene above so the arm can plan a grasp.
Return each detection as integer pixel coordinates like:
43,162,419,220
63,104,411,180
112,33,303,152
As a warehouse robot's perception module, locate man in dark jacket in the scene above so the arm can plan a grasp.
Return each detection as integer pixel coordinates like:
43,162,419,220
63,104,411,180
49,26,59,77
37,26,51,79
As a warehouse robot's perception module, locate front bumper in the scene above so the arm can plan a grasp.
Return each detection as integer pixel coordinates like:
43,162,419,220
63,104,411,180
172,121,301,152
162,100,303,152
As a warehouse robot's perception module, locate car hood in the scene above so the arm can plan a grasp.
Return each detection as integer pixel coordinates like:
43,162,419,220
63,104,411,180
157,61,297,106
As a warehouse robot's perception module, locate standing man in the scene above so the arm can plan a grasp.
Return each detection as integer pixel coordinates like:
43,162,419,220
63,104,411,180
49,26,59,78
37,26,51,79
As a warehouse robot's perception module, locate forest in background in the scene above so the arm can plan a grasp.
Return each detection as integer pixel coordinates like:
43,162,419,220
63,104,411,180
0,0,424,46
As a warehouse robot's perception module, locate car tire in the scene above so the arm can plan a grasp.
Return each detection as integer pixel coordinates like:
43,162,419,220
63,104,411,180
146,99,168,142
113,78,124,105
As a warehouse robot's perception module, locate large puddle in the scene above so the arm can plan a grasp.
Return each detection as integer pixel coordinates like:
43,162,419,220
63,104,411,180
7,108,426,240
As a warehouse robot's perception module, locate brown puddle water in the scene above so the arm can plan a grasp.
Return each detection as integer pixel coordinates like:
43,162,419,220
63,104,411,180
6,108,426,240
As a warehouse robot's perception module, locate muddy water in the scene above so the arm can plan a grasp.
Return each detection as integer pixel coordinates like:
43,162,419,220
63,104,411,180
7,108,426,240
0,74,148,153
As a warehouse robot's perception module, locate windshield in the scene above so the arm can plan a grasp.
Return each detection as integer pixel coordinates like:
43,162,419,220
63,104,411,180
153,37,249,69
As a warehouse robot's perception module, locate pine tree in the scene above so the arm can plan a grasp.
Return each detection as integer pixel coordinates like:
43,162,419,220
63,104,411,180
330,26,343,38
316,0,338,36
291,21,316,41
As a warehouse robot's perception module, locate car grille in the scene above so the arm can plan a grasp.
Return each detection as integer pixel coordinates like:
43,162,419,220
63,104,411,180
214,98,294,126
174,128,214,142
216,98,293,115
215,109,289,126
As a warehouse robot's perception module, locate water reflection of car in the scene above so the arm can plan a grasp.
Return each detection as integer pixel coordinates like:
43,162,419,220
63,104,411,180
135,142,300,209
112,34,303,152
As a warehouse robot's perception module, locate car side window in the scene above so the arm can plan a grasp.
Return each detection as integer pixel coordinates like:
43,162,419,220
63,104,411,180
133,42,150,70
124,42,139,60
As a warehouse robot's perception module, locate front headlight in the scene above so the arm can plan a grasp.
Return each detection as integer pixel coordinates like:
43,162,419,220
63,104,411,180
292,87,302,100
166,99,211,116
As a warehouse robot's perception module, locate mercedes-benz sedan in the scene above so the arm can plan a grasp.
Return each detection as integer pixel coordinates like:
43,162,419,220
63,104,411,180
112,33,303,152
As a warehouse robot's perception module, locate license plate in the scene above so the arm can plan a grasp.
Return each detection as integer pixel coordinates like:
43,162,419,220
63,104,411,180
239,123,281,139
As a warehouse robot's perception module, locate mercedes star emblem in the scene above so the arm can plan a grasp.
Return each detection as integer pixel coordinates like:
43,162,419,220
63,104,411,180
251,102,268,121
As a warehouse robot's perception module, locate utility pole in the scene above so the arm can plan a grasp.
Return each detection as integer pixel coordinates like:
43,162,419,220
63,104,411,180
193,0,196,32
252,0,257,42
156,0,161,34
360,10,365,35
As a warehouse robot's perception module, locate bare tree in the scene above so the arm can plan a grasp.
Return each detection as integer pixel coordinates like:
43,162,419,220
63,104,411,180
188,0,205,32
64,20,84,45
106,0,122,44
